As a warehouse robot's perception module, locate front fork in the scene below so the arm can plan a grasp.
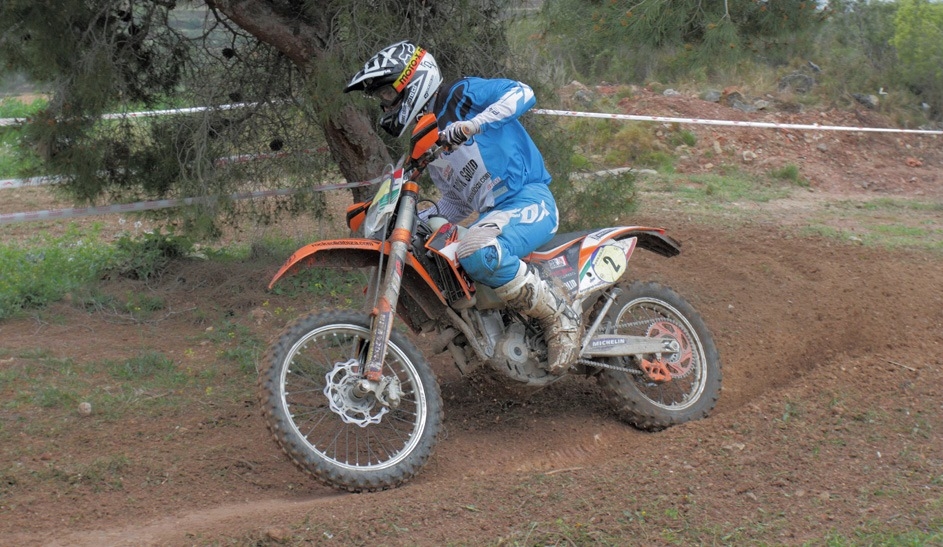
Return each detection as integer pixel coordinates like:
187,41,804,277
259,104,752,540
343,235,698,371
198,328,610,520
363,179,421,388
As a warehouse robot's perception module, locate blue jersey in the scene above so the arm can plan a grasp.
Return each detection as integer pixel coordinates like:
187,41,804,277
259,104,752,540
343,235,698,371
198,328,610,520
425,77,552,223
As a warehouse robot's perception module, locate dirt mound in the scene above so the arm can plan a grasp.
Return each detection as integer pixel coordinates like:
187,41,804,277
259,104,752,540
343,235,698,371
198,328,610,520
611,87,943,198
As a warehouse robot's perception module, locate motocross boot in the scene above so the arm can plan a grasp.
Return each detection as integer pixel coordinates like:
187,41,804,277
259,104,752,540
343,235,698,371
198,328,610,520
493,263,583,375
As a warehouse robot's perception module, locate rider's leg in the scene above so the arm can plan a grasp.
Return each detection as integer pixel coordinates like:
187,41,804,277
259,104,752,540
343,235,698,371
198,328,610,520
458,184,582,374
491,262,582,374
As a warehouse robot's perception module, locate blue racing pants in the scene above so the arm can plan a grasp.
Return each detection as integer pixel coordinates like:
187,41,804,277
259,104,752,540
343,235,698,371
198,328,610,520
458,183,559,288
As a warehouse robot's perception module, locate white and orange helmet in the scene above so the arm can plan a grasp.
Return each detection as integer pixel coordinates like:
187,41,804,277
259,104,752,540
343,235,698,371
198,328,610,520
344,41,443,137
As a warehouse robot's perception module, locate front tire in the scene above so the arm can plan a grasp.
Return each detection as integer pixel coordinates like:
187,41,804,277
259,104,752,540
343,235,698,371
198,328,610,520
259,310,443,492
597,281,721,430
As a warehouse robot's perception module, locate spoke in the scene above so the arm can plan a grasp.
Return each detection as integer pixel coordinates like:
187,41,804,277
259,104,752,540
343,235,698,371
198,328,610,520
284,384,324,396
290,404,327,424
324,423,347,463
286,365,325,388
365,422,399,464
301,407,337,441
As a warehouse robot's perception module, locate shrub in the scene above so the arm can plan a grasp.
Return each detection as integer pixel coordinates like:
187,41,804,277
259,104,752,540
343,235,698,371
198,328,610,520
891,0,943,118
556,171,638,232
110,228,193,280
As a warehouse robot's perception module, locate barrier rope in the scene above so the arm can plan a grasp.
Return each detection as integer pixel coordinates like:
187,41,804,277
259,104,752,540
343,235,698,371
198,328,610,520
1,106,939,223
533,108,943,135
0,180,372,225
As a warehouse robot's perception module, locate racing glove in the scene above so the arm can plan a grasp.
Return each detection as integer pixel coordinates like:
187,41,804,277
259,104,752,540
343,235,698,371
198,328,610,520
440,119,480,147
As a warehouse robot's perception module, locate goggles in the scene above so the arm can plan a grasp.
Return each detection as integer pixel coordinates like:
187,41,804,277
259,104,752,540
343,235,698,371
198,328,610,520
367,84,402,111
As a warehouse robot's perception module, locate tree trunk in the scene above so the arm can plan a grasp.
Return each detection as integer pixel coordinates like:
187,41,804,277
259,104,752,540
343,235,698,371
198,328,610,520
205,0,391,202
324,104,392,203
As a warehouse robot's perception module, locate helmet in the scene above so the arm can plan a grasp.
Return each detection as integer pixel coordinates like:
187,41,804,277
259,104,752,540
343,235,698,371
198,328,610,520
344,41,442,138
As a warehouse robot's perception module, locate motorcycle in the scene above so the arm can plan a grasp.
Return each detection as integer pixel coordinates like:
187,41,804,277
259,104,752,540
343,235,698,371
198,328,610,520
259,113,721,492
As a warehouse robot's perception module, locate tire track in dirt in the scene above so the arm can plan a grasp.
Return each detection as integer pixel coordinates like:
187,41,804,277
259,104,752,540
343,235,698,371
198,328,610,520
2,218,942,545
31,495,346,547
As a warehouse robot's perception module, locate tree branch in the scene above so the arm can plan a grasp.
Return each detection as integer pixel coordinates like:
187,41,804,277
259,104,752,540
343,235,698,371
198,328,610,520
204,0,327,66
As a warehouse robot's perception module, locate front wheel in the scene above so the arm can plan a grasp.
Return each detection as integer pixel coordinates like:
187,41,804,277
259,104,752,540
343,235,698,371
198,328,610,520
258,310,443,492
597,281,721,430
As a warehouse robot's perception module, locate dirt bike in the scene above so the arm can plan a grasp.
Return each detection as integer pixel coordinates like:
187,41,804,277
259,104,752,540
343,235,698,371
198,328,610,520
259,113,721,492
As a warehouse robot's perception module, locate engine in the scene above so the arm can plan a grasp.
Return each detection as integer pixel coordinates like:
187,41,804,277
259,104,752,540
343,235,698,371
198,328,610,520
474,310,557,386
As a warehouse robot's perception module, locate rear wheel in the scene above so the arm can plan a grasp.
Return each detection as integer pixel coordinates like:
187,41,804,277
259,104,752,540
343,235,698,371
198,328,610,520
259,310,443,492
597,281,721,430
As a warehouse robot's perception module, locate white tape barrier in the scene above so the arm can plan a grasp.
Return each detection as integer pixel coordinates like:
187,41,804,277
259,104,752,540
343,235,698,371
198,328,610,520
0,180,371,225
1,175,65,189
0,102,257,127
0,147,328,189
4,106,940,189
2,107,940,223
534,109,943,135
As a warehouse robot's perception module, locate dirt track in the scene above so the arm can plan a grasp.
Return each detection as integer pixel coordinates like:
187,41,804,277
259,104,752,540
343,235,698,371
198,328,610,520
2,212,942,545
2,91,943,545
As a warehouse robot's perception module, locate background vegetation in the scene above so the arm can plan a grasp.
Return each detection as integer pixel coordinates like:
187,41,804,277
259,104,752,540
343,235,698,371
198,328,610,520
1,1,942,318
2,1,940,208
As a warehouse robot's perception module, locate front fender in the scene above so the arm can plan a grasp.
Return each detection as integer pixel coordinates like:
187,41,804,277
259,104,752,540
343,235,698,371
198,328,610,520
268,238,447,305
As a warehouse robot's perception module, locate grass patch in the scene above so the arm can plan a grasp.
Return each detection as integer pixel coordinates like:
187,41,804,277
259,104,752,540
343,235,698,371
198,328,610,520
800,221,943,251
769,163,810,187
821,520,943,546
0,344,252,428
0,97,46,178
266,265,368,305
642,172,791,204
836,197,943,214
108,351,178,381
0,225,116,319
0,97,48,119
203,320,266,375
803,198,943,251
0,227,196,319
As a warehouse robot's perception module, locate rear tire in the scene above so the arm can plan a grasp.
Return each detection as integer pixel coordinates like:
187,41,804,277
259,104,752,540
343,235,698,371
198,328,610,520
259,310,443,492
597,281,721,430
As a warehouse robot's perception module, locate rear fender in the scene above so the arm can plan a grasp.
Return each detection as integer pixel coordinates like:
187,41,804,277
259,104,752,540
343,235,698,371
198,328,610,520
528,226,681,299
529,226,680,262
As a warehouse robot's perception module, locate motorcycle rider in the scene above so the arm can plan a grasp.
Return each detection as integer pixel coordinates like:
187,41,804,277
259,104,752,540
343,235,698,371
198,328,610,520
344,40,581,374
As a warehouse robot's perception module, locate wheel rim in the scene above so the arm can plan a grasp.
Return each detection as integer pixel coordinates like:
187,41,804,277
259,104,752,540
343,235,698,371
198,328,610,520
279,323,427,472
615,298,707,411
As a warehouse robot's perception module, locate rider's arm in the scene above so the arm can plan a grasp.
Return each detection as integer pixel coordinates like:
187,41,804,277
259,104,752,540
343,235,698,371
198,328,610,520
464,78,536,134
418,195,471,224
436,77,536,135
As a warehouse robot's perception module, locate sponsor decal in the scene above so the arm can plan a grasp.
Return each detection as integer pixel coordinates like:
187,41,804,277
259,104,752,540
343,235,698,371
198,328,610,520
368,311,393,366
547,256,568,269
591,336,627,348
393,48,426,91
459,159,479,183
311,239,378,248
468,172,491,200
